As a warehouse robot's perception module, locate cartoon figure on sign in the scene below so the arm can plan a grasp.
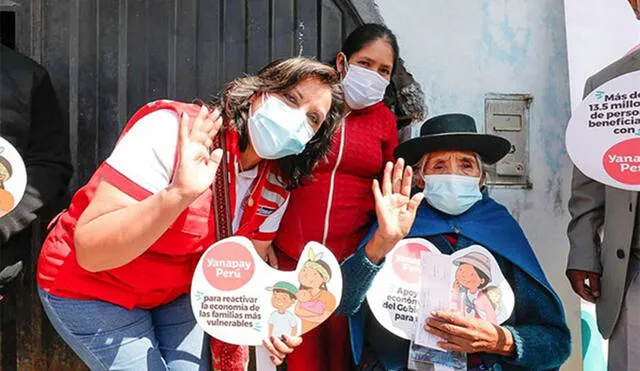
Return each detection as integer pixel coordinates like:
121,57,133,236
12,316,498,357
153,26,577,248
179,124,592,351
295,248,336,333
0,148,15,216
265,281,299,337
484,285,507,320
450,251,499,324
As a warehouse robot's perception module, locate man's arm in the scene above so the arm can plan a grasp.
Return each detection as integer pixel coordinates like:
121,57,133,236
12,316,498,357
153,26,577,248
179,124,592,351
567,76,605,273
566,166,605,274
566,76,606,302
0,69,72,244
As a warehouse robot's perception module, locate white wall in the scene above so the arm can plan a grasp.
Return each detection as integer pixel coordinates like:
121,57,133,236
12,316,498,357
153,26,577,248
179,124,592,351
375,1,580,369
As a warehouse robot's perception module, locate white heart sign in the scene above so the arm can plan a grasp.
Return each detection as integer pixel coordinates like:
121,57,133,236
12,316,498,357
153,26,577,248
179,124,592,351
566,70,640,191
191,236,342,345
0,137,26,217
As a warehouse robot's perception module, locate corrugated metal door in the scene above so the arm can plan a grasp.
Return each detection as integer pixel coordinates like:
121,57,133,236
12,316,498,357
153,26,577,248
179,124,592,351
0,1,361,369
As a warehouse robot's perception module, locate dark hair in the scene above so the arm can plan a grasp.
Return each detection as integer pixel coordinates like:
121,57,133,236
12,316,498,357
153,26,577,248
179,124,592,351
211,57,345,190
0,157,12,188
299,259,332,291
473,266,491,290
272,289,296,301
341,23,400,74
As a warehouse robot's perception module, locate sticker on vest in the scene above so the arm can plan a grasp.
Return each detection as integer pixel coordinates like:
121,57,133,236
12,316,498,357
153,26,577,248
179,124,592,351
566,70,640,191
0,137,26,218
190,236,342,345
366,238,438,340
256,205,275,216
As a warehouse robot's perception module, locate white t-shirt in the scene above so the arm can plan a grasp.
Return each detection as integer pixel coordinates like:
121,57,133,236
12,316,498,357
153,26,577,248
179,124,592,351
105,109,288,235
268,310,298,337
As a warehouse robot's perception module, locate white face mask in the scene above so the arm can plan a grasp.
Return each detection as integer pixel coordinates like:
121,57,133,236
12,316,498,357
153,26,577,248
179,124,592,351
247,95,314,160
422,174,483,215
341,63,390,110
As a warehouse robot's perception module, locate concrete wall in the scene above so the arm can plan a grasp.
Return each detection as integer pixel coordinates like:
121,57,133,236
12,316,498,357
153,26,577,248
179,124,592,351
375,1,580,369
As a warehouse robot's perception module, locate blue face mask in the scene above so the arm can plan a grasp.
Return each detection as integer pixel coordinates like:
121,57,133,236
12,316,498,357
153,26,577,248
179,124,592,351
422,174,482,215
248,95,315,159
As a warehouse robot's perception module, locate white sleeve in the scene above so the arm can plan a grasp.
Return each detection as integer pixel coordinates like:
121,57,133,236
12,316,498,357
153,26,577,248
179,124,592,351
258,196,290,234
105,109,179,194
268,312,277,324
287,312,297,326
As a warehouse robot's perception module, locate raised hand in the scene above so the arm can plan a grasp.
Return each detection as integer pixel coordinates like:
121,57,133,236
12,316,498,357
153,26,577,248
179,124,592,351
170,105,224,200
365,158,424,264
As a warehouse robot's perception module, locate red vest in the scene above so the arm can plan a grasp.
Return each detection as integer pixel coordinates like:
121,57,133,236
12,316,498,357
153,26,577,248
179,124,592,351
37,100,288,310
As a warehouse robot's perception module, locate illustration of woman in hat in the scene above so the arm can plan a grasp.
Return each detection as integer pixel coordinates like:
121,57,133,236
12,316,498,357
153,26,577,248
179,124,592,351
295,248,336,333
0,148,15,216
450,251,498,324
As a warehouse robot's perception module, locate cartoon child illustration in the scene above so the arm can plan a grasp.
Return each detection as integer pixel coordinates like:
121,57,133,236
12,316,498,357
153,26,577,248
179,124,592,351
450,251,497,324
265,281,299,337
0,149,15,216
295,248,336,333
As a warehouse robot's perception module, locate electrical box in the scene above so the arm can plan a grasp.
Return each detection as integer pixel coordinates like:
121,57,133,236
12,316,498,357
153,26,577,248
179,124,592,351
484,93,532,188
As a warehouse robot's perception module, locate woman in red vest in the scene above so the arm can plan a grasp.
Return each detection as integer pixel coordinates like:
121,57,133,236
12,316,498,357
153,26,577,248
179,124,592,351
36,57,344,371
273,24,400,371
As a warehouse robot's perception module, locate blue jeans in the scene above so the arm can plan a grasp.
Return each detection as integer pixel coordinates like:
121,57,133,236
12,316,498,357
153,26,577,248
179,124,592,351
38,287,209,371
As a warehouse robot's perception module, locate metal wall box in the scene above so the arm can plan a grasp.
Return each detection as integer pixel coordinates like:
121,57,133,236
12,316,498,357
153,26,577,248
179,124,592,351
484,93,532,188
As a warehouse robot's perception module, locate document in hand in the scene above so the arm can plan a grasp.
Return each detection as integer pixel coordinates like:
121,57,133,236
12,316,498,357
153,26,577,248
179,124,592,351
409,245,515,371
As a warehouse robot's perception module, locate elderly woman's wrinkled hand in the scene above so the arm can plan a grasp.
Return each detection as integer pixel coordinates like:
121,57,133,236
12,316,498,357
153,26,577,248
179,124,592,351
424,311,515,357
365,159,424,264
262,335,303,366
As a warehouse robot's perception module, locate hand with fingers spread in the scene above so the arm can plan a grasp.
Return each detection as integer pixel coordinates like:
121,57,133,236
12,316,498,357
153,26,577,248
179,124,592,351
424,311,516,357
170,105,224,200
566,269,601,303
262,334,303,366
364,158,425,264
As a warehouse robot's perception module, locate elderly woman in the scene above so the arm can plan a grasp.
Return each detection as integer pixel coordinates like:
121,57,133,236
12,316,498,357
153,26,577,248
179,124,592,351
337,114,571,370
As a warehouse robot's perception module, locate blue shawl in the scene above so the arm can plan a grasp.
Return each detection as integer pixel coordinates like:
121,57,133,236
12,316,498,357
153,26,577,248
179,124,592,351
348,194,567,370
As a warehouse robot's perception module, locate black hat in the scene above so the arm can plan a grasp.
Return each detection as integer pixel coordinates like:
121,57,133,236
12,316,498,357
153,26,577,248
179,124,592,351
394,113,511,166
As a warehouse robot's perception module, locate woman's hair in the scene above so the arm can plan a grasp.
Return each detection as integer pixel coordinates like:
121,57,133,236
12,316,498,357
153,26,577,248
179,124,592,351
300,259,332,291
472,266,491,290
0,157,12,187
210,57,345,189
341,23,400,74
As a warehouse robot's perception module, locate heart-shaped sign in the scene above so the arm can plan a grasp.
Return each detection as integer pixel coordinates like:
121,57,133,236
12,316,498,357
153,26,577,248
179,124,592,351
566,70,640,191
366,238,437,339
367,239,516,343
0,137,26,217
414,244,515,351
191,236,342,345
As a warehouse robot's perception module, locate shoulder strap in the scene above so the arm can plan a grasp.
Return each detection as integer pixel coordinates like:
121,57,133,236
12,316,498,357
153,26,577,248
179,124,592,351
209,128,255,371
211,129,233,239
